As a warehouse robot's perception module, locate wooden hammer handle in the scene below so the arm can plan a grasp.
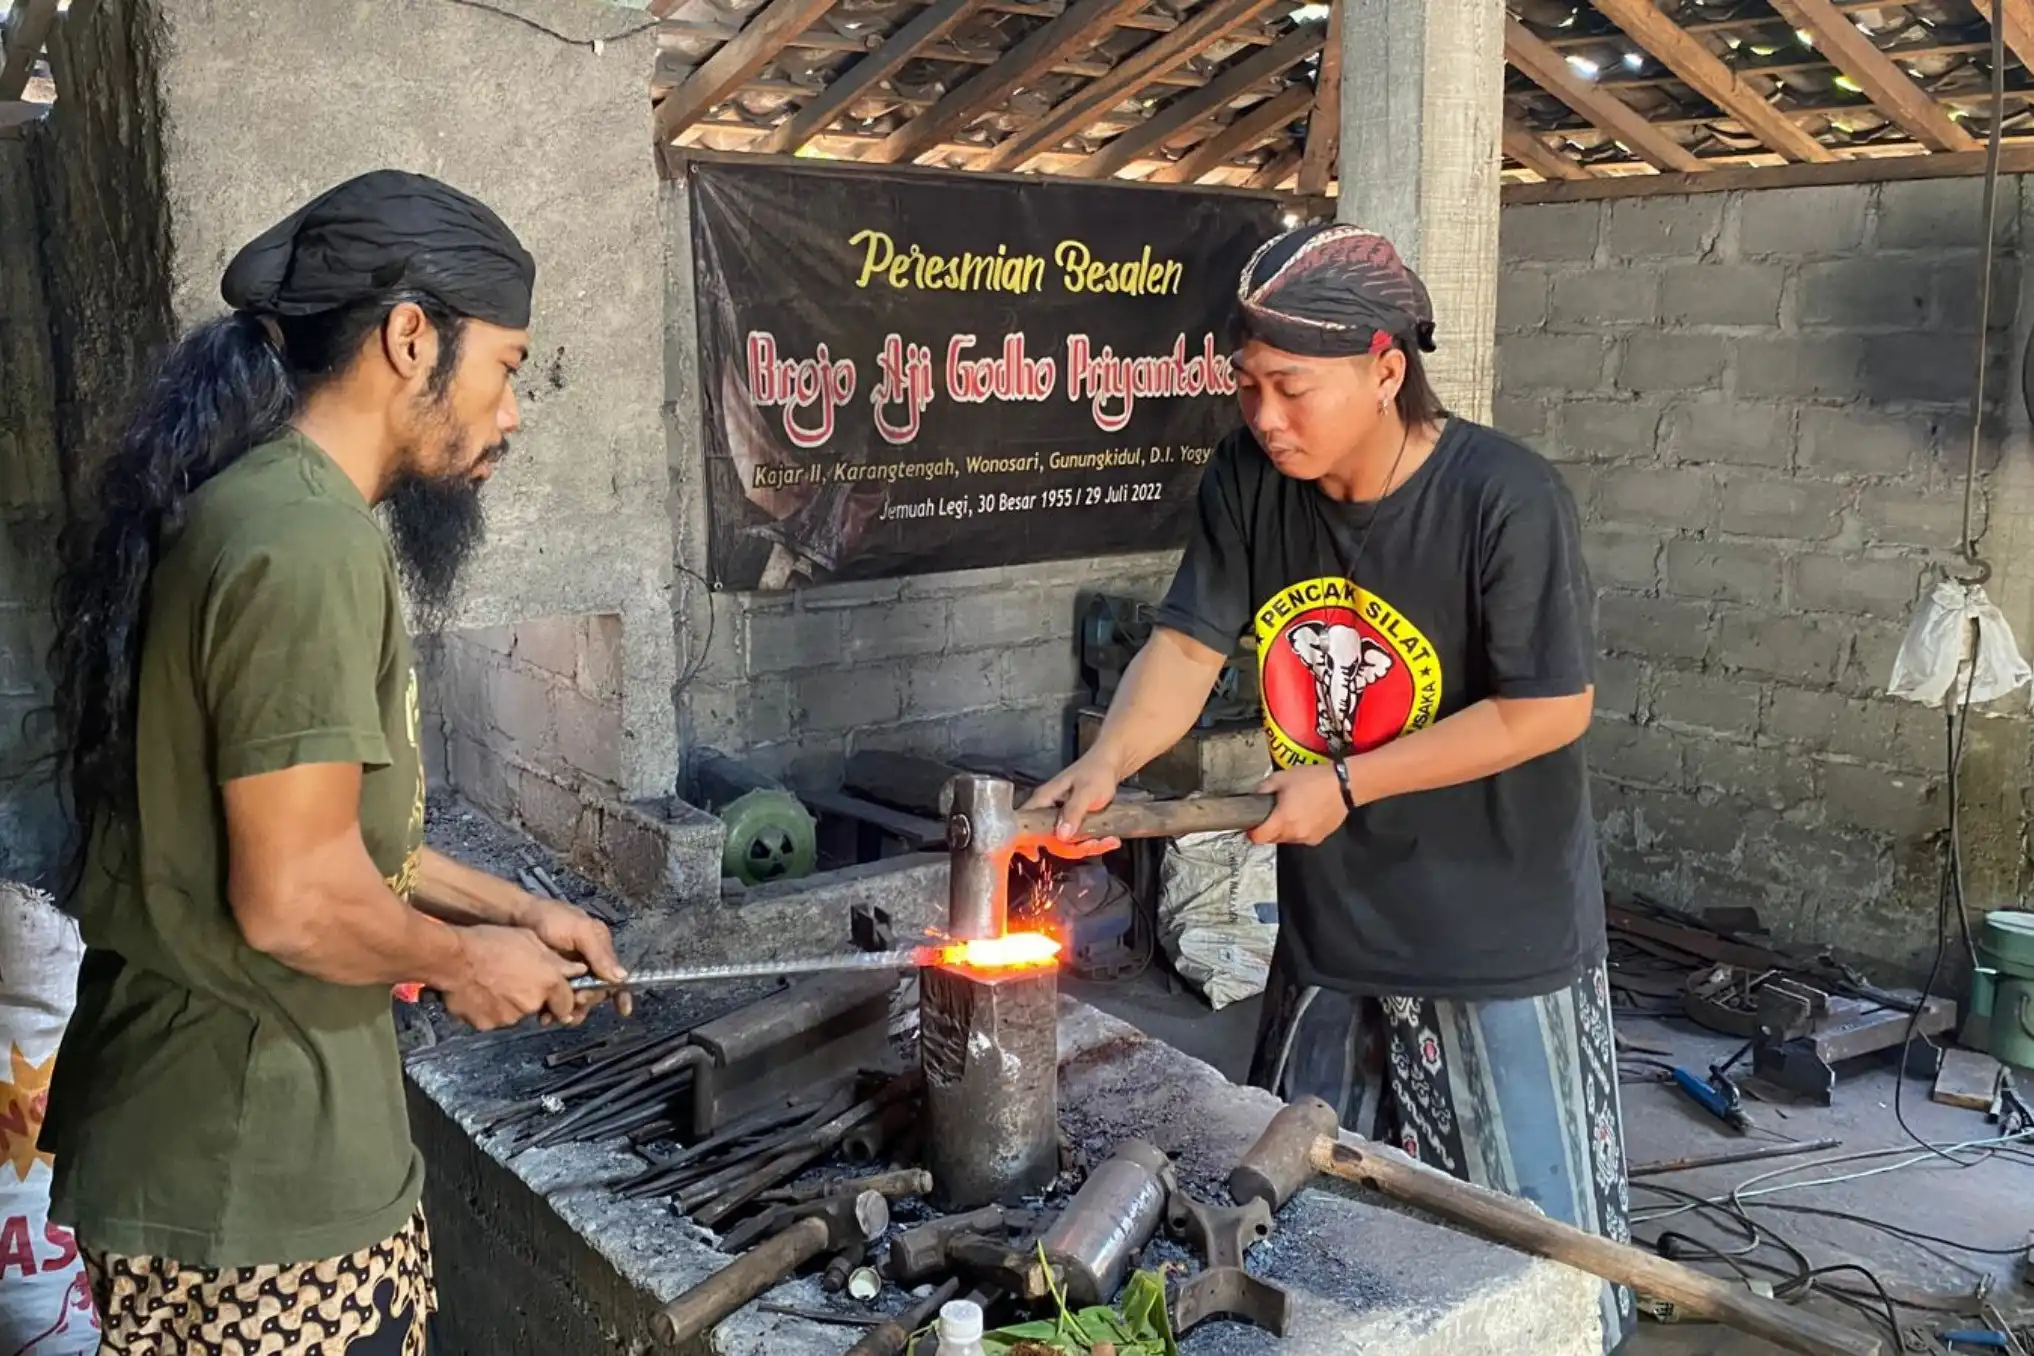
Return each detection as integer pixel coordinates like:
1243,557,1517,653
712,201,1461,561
1014,794,1274,842
1307,1138,1883,1356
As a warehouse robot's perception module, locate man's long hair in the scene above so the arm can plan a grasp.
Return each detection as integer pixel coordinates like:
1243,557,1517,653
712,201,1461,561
45,288,464,905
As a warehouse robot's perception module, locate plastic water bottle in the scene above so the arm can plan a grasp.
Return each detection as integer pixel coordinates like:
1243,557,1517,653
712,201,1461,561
933,1298,987,1356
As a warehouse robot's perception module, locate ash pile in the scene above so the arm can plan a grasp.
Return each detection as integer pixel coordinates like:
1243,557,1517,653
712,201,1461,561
466,912,1294,1353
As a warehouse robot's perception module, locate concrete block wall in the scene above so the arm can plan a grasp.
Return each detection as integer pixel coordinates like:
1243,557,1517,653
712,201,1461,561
0,124,64,885
1496,178,2029,972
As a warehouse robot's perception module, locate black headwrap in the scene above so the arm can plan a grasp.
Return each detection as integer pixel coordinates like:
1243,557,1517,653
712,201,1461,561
220,169,537,329
1230,222,1437,359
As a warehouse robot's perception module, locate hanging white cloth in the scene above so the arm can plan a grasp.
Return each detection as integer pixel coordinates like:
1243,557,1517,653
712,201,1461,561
1887,580,2034,708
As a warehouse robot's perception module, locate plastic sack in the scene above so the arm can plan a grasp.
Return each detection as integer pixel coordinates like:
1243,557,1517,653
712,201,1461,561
1156,829,1279,1010
0,882,99,1356
1887,581,2033,708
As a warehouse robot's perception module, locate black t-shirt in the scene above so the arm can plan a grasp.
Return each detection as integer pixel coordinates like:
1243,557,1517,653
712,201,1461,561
1155,418,1605,1000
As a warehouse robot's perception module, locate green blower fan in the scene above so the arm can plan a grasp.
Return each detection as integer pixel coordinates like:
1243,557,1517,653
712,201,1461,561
1970,911,2034,1070
718,787,817,887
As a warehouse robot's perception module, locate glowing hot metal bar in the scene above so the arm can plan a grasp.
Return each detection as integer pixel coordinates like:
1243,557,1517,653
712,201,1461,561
569,935,1063,993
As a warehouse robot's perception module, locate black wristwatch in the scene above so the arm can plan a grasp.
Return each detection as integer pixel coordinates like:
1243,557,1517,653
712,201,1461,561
1331,757,1358,812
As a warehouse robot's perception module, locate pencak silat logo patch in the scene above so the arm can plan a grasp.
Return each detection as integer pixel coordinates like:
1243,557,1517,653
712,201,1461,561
1253,576,1444,769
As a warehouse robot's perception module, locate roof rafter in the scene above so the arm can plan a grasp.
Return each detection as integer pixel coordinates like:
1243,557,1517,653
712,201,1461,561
757,0,984,153
1506,17,1705,172
1763,0,1976,153
977,0,1283,171
1247,144,1303,189
1148,81,1311,183
1588,0,1832,163
869,0,1152,164
1985,0,2034,88
1504,120,1593,181
1294,0,1339,195
653,0,842,143
1069,19,1324,178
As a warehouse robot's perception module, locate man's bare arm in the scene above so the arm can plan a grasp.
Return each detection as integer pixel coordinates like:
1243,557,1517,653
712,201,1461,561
411,846,537,928
222,762,471,987
1348,690,1593,804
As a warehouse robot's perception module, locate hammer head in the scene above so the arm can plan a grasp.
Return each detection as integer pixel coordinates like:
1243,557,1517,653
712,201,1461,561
1230,1096,1340,1213
945,774,1019,941
806,1189,892,1248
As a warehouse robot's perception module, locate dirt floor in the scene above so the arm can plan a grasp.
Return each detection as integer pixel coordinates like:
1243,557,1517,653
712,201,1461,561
1066,968,2034,1356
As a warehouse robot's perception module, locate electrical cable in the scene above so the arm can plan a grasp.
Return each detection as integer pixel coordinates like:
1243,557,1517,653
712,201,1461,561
674,561,717,693
439,0,660,47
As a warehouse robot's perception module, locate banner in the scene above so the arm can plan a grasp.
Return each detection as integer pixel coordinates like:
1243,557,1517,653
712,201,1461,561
689,160,1288,590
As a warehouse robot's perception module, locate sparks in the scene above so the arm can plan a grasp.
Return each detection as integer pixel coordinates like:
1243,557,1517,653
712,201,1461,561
939,931,1063,974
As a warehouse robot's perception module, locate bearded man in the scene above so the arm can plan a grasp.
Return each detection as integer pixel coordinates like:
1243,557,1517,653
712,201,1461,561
39,170,628,1355
1028,223,1633,1351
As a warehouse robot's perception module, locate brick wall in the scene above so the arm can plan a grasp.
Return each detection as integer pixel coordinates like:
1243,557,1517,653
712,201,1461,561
1496,178,2028,972
677,556,1181,789
0,123,63,885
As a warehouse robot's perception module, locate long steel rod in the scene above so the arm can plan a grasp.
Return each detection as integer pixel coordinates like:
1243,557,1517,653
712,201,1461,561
571,947,932,992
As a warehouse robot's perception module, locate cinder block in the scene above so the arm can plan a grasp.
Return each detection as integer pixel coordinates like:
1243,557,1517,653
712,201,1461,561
1628,789,1749,858
841,599,949,664
1797,408,1920,479
1761,685,1841,750
746,680,797,743
799,578,908,611
682,682,746,747
1718,475,1848,539
747,606,846,673
1839,620,1910,697
1598,465,1714,530
510,617,579,679
1603,196,1725,261
847,716,955,761
1557,463,1597,515
949,703,1068,767
1587,720,1685,786
488,663,558,753
1599,594,1712,662
447,733,514,821
1666,402,1792,469
1686,740,1814,811
1649,668,1763,736
554,690,624,788
1549,269,1659,328
1712,608,1847,681
1738,185,1869,257
1862,334,1990,407
1663,540,1784,606
950,587,1065,652
1876,177,2017,251
1824,697,1942,773
1555,399,1665,461
796,664,903,733
1732,337,1864,401
1492,395,1551,444
1594,655,1645,720
1501,202,1603,264
1497,269,1549,332
1000,641,1081,702
1496,334,1611,393
1789,553,1922,619
1658,265,1784,327
1856,485,1975,550
1934,257,2021,332
1819,760,1938,837
516,767,590,857
904,650,998,717
0,603,52,696
1617,334,1727,393
577,614,624,702
1582,528,1662,592
1794,259,1929,329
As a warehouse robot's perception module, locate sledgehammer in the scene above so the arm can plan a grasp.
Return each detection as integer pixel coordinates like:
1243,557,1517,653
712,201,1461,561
1237,1098,1883,1356
944,773,1273,941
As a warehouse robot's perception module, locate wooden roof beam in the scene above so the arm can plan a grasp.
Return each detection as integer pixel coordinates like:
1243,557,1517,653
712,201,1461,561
1294,0,1339,195
869,0,1153,164
1246,145,1303,190
1989,0,2034,85
1070,19,1324,178
1764,0,1976,152
654,0,843,143
1148,81,1312,183
757,0,983,152
1505,18,1704,172
978,0,1282,171
0,0,59,102
1504,120,1593,181
1588,0,1831,163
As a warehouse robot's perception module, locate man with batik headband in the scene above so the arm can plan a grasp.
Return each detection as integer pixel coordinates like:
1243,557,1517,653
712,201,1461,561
41,170,631,1354
1028,222,1633,1351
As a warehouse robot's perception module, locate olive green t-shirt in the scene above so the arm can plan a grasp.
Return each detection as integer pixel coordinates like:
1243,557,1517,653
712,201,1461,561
42,430,428,1268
